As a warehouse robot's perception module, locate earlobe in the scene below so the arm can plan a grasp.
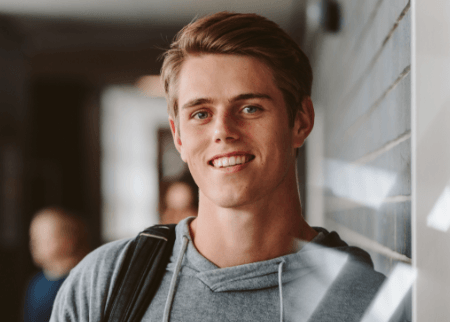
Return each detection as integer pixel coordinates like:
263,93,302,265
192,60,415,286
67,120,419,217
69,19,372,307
293,97,315,148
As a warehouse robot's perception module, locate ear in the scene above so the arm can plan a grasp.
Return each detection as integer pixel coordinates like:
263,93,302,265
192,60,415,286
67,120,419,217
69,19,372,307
169,117,186,162
292,97,315,148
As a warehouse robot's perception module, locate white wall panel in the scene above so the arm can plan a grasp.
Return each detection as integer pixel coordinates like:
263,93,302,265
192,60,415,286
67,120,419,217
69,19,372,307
413,0,450,319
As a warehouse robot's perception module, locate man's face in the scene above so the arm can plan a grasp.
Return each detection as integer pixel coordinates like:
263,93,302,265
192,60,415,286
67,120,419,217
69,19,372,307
171,54,310,209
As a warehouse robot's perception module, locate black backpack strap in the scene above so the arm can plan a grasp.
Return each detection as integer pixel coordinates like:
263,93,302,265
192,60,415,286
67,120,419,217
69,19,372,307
103,224,176,322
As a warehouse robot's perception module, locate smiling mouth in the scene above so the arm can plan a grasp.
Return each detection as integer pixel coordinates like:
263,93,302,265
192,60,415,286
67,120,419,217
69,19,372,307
209,155,255,168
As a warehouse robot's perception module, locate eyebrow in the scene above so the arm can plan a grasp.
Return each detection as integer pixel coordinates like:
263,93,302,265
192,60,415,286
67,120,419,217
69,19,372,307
181,93,272,110
181,98,214,111
229,93,273,103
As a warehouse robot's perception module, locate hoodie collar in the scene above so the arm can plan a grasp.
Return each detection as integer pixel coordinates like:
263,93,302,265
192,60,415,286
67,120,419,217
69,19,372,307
168,217,353,292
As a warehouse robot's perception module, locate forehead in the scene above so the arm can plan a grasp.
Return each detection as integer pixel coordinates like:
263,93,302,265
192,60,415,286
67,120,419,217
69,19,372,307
177,54,281,106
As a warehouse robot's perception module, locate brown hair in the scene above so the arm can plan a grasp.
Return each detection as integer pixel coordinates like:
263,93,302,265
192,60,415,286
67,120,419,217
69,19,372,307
161,11,313,130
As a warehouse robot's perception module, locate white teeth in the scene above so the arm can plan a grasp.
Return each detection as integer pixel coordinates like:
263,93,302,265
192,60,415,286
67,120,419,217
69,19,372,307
212,155,251,168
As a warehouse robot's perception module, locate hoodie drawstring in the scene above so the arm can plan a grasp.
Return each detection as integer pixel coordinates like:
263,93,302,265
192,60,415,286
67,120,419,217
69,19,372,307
162,235,189,322
278,260,285,322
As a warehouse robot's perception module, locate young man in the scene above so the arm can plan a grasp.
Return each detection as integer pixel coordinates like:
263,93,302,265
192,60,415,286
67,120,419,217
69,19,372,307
50,12,386,322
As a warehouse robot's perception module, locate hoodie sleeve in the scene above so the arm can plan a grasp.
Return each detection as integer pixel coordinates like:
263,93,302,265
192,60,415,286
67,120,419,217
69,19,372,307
49,238,132,322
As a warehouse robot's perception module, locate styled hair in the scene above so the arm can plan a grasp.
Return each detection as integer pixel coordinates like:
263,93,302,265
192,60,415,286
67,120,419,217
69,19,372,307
161,11,313,130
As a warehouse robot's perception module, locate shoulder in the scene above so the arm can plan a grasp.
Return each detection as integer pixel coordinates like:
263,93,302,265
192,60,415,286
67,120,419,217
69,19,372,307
50,238,134,322
309,227,386,320
315,257,385,321
27,271,45,289
25,271,45,305
80,237,132,271
69,237,133,290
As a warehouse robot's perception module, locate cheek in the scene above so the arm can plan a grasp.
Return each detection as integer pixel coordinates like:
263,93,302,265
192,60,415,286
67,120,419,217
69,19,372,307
240,122,258,141
182,138,204,168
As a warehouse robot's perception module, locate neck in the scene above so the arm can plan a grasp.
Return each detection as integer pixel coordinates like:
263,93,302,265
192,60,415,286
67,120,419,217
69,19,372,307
190,167,317,268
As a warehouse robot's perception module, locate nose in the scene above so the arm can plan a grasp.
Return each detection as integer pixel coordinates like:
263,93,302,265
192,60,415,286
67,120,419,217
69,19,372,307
212,112,240,143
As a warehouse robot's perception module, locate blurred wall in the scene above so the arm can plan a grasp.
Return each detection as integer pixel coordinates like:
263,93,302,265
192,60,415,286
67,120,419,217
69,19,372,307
0,17,104,321
100,87,168,242
307,0,411,275
0,16,28,322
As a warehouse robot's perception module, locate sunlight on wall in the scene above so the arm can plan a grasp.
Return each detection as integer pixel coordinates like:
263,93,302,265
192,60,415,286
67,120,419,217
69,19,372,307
426,185,450,232
325,159,397,209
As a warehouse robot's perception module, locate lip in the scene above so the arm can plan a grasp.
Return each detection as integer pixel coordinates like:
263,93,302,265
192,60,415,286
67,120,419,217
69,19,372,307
208,151,255,166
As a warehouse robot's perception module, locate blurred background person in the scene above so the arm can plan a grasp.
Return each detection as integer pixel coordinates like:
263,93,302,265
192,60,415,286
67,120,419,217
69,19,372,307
24,207,90,322
160,181,197,224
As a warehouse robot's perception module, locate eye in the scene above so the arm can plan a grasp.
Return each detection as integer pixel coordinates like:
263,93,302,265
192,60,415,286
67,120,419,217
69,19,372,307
242,105,261,114
192,111,209,120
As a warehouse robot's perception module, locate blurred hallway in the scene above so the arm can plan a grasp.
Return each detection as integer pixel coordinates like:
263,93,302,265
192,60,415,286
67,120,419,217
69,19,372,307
2,0,449,321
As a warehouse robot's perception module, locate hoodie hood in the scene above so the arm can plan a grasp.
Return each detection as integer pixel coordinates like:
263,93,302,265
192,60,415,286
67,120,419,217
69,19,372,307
165,217,375,293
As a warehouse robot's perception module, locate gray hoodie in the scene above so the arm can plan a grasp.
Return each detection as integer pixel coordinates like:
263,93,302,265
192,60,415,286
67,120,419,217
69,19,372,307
50,217,386,322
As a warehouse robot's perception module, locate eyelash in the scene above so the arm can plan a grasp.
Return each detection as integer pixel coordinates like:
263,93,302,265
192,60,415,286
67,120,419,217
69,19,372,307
190,105,262,120
191,111,209,120
242,105,261,114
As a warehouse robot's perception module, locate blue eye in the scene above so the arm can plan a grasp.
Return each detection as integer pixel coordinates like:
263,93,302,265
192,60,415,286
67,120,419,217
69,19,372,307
243,106,260,114
192,111,209,119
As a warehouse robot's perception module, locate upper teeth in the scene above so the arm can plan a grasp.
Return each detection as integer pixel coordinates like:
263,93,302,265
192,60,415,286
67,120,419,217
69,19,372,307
212,155,250,168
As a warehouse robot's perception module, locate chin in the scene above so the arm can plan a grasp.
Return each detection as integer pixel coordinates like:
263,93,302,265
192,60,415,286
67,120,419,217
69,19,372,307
210,192,257,209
